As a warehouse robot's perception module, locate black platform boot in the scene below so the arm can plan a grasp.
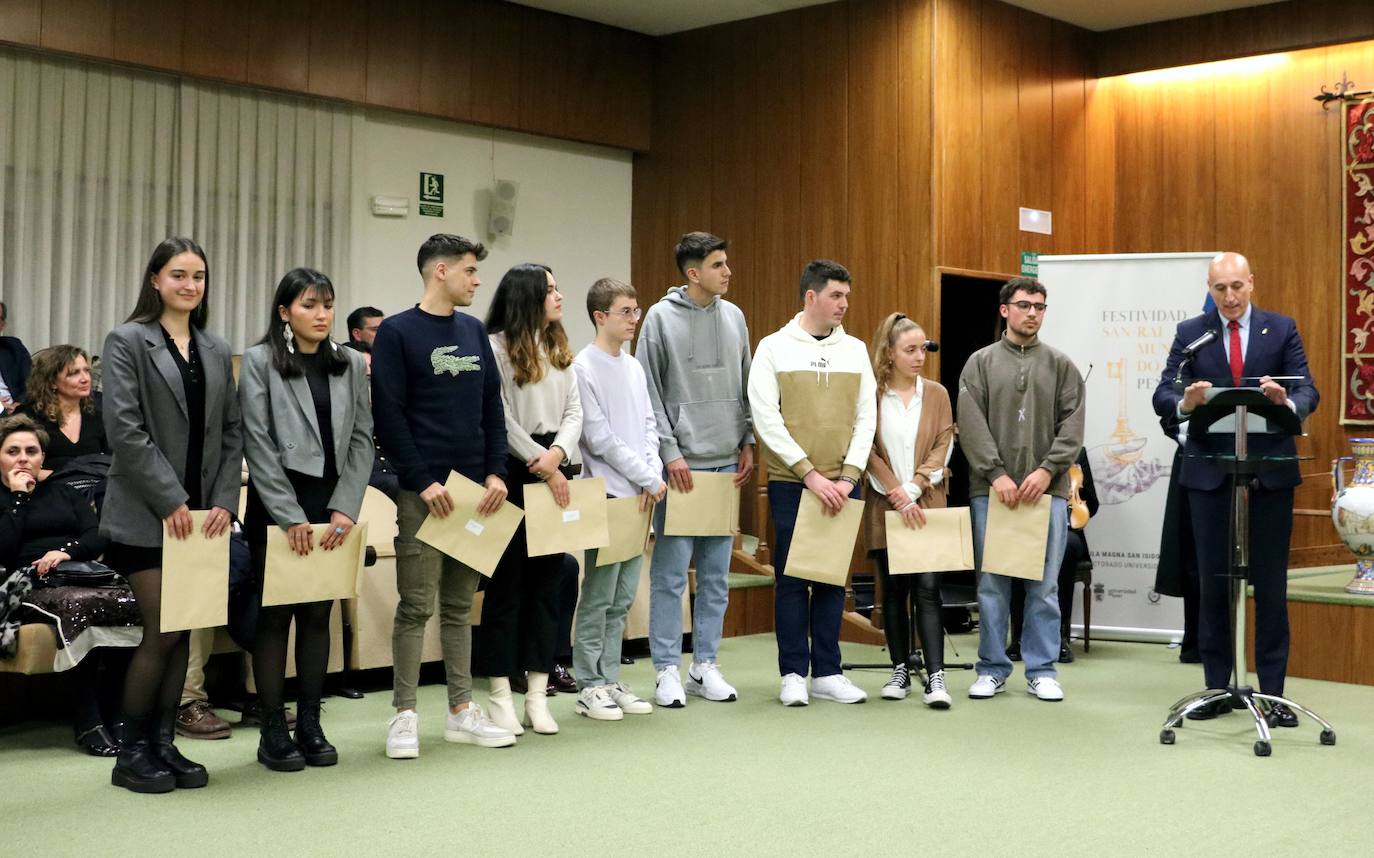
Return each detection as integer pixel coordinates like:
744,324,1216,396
154,707,209,788
110,714,175,794
258,707,306,772
294,700,338,767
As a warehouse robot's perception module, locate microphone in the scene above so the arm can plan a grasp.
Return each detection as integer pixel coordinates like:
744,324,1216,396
923,340,939,353
1180,329,1218,358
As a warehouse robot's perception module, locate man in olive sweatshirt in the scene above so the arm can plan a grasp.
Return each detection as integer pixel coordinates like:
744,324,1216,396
958,277,1084,703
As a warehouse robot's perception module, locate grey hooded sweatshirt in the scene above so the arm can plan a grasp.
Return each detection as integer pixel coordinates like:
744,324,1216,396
635,286,754,468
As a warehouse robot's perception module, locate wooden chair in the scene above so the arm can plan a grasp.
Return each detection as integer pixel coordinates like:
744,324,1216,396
1074,559,1093,652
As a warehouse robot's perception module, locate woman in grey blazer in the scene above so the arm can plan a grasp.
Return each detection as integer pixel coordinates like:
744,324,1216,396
102,237,243,794
239,268,373,772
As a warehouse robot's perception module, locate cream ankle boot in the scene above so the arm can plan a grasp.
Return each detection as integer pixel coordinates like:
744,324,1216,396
523,672,559,734
488,677,524,736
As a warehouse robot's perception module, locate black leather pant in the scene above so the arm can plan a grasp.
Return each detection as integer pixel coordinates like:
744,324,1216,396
874,550,944,672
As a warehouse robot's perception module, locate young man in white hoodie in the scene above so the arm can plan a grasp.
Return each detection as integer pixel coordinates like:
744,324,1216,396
748,259,877,706
637,232,755,708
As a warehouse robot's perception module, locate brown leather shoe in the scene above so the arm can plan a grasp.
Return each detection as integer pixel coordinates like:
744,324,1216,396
551,664,577,694
175,700,232,740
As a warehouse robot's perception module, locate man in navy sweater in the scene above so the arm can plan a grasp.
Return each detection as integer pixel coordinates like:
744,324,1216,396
372,234,514,758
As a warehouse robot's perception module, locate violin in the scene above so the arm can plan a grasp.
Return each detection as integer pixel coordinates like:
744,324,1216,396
1068,463,1090,531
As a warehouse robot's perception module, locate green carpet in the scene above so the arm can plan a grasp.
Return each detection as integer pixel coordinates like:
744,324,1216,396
2,633,1370,857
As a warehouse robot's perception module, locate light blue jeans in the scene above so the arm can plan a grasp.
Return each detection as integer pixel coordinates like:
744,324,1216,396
972,494,1068,681
648,464,736,670
572,552,644,690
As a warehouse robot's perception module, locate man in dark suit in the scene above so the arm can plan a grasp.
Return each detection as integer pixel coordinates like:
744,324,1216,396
0,301,30,411
1152,252,1318,727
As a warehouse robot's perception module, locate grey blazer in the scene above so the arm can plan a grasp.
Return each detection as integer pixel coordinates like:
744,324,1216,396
100,321,244,547
238,343,374,526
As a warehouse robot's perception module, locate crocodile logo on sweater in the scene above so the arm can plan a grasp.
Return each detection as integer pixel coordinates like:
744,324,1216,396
431,346,480,376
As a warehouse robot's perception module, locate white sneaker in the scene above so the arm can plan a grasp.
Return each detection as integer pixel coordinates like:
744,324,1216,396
687,661,738,702
779,673,809,707
810,673,868,704
922,670,952,709
386,710,419,759
444,703,517,747
609,683,653,715
1027,676,1064,702
576,686,624,721
968,674,1007,699
655,665,687,708
880,664,911,700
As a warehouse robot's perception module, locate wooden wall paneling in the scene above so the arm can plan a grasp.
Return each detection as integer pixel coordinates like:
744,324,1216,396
246,0,310,92
416,0,472,121
707,19,758,310
629,36,686,297
660,33,713,256
112,0,184,71
365,0,421,112
1049,20,1088,254
466,0,521,129
978,0,1020,274
38,0,111,58
932,0,980,271
181,1,249,82
1016,8,1054,262
1106,80,1162,253
1082,75,1115,252
895,0,934,330
1160,74,1215,252
0,0,41,46
307,0,367,102
797,1,848,266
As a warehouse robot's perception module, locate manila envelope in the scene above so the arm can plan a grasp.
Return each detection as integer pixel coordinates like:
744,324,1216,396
160,510,230,632
594,496,653,566
415,471,523,577
262,522,369,607
884,507,975,574
782,490,864,587
981,494,1051,580
664,471,740,537
525,478,611,558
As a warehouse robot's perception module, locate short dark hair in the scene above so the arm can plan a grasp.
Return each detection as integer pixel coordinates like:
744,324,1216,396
999,277,1047,305
586,278,637,324
416,234,488,275
0,413,49,452
674,232,728,277
127,237,210,329
346,306,383,337
342,340,370,354
800,259,850,301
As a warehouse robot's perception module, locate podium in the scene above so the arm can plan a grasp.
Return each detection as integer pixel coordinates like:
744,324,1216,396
1158,387,1336,756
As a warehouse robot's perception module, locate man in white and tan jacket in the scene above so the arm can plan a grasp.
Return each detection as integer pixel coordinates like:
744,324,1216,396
748,259,877,706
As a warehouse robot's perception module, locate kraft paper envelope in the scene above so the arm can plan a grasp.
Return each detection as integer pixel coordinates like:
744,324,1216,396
884,507,975,574
525,478,611,558
783,491,864,587
594,496,653,566
160,510,230,632
981,494,1051,581
415,471,523,577
664,471,740,537
262,522,369,607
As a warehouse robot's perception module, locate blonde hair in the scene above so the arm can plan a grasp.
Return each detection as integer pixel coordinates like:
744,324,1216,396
869,313,924,394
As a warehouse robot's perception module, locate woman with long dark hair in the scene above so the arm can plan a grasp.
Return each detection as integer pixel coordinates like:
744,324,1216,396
238,267,373,771
102,237,243,793
478,263,581,736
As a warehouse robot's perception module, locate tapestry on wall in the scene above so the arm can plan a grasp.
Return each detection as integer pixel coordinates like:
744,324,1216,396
1343,95,1374,425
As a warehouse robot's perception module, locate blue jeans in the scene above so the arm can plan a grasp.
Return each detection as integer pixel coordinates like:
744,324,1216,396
972,494,1068,681
649,464,736,670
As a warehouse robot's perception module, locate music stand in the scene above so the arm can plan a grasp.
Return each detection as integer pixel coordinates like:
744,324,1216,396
1158,387,1336,756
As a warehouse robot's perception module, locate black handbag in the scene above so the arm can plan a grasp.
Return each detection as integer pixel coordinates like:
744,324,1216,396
31,559,124,589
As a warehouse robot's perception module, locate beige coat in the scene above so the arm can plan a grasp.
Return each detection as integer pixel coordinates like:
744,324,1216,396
863,379,955,551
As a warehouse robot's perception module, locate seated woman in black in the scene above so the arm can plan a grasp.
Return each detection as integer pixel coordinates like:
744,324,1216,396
18,345,109,474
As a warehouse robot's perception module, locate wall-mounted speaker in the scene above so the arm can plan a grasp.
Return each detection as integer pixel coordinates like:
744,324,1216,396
489,179,519,237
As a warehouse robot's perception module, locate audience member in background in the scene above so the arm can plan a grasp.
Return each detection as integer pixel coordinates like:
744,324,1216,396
347,306,384,349
240,268,374,771
371,234,513,759
17,346,108,474
637,231,753,708
0,301,31,412
863,313,955,707
479,263,581,736
571,278,664,721
0,415,132,756
343,341,400,500
748,259,876,707
101,237,243,793
551,553,579,693
175,630,232,740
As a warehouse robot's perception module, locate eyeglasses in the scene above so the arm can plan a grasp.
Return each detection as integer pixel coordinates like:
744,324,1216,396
600,307,642,320
1005,301,1047,313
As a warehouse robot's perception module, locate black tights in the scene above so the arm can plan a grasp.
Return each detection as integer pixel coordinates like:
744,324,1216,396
874,551,945,673
121,568,190,720
252,600,332,711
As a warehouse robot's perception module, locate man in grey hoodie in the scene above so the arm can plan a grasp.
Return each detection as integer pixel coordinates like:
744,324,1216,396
636,232,755,707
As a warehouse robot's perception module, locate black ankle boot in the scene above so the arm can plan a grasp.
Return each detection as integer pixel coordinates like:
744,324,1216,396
294,701,338,767
258,707,306,772
154,707,209,788
111,714,175,794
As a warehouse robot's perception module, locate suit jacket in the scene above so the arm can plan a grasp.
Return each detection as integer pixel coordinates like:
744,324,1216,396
863,378,955,551
1152,307,1317,492
99,321,244,547
238,343,374,526
0,336,30,402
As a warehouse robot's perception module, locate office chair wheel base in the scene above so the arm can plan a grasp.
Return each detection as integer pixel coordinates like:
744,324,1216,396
1253,740,1271,757
1320,729,1336,746
1159,729,1175,745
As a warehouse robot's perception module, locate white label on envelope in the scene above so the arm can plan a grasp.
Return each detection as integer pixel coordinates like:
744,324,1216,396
464,519,485,536
562,510,581,523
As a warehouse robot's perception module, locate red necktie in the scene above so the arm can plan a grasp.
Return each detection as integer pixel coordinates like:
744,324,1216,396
1228,319,1243,386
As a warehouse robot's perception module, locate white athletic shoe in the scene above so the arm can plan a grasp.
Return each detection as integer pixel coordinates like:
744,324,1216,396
880,664,911,700
1027,676,1064,702
444,703,517,747
386,710,419,759
576,686,624,721
655,665,687,708
609,683,654,715
810,674,868,704
687,661,738,702
968,674,1007,699
780,673,809,707
922,669,952,709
